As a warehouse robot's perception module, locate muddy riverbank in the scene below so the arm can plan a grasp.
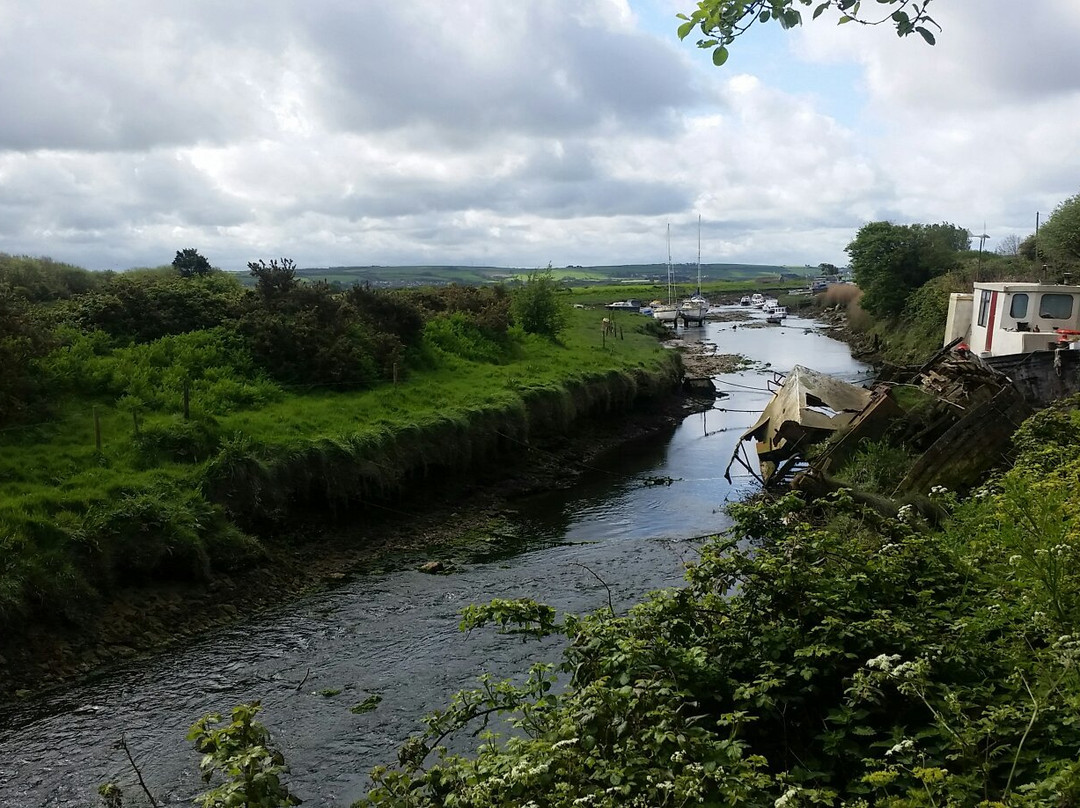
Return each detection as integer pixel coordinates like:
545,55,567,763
0,390,706,703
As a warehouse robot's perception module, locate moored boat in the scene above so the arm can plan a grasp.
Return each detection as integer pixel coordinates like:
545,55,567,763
765,306,788,324
653,224,679,324
678,215,709,327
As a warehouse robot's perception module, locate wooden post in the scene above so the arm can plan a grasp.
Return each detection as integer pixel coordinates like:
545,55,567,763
93,407,102,453
183,380,190,420
393,363,398,385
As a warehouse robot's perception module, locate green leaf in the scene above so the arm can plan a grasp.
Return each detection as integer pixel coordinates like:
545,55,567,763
838,15,853,24
677,20,696,40
759,9,771,22
916,26,936,45
813,3,829,19
712,45,730,66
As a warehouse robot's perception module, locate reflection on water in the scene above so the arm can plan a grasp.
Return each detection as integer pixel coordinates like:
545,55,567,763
0,308,869,807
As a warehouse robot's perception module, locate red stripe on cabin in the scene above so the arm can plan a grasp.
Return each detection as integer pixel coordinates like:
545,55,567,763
984,291,998,353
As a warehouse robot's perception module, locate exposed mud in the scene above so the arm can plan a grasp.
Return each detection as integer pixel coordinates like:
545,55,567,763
0,394,704,702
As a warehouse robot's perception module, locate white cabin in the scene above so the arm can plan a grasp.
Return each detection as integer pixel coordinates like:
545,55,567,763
944,282,1080,358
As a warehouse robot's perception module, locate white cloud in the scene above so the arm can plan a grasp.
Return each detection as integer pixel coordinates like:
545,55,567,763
0,0,1077,270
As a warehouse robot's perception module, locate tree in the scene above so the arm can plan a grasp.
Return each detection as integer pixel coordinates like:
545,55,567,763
248,258,299,299
677,0,938,66
1037,192,1080,269
846,221,962,317
511,266,567,338
996,234,1023,257
173,248,212,278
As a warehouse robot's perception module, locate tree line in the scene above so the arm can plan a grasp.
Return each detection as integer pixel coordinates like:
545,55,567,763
0,252,567,427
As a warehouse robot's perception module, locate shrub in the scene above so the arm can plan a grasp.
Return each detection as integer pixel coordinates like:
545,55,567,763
511,267,567,338
423,313,509,363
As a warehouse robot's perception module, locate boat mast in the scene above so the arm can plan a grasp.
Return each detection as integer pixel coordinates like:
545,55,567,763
666,223,675,306
696,214,702,295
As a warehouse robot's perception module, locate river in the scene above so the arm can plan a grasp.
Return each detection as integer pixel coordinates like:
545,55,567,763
0,306,871,807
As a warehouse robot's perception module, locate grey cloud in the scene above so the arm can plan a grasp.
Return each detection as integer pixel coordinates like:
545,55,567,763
300,3,693,139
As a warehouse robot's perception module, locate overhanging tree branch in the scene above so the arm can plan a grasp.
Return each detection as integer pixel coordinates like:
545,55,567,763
677,0,939,66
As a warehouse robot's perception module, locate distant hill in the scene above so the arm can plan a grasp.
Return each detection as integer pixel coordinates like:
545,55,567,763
232,262,812,289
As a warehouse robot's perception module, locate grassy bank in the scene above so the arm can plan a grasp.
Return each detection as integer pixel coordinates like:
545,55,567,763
0,291,680,668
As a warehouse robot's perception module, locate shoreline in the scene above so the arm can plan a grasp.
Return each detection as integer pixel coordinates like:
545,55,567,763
0,391,705,703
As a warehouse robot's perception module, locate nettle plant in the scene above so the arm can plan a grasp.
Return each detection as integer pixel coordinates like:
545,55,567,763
356,481,1080,806
171,398,1080,807
187,702,299,808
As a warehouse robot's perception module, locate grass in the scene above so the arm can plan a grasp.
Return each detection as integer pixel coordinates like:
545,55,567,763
565,278,810,308
0,306,680,631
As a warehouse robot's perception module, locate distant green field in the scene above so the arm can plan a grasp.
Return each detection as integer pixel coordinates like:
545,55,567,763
248,262,815,289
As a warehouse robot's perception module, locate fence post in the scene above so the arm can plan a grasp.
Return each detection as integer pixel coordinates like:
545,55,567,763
183,380,190,420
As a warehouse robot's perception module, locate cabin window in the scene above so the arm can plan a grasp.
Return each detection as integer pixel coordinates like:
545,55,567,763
1039,294,1074,320
977,290,992,326
1009,294,1029,319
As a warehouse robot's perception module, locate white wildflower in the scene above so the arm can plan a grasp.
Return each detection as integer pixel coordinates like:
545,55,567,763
775,787,799,808
865,653,902,672
885,738,916,757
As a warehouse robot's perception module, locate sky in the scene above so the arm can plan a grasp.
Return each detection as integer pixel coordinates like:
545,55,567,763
1,0,1079,273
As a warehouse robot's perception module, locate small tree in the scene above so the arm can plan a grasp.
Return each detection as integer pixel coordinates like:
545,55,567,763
173,248,212,278
996,234,1023,257
248,258,299,299
846,221,963,318
1038,193,1080,269
511,265,566,338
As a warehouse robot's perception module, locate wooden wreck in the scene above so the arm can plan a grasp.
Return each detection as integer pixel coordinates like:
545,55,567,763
729,347,1032,495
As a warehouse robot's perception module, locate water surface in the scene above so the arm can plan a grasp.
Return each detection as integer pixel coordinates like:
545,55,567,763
0,307,870,806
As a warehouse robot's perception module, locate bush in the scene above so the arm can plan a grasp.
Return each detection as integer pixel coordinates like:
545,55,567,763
42,327,280,414
55,271,245,342
133,415,223,466
511,267,567,338
0,284,54,424
423,313,509,363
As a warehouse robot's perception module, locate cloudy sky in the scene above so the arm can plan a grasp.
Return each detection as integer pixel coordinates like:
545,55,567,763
2,1,1078,272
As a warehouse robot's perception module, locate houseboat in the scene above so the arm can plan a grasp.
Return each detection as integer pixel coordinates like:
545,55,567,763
944,282,1080,358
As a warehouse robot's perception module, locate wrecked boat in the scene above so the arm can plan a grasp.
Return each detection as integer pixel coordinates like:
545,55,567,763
728,347,1032,494
725,365,896,487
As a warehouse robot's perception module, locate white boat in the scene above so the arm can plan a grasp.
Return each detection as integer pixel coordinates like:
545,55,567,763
652,224,679,324
740,295,751,306
761,297,780,314
678,216,709,327
750,293,764,308
765,306,788,324
944,281,1080,358
606,299,642,312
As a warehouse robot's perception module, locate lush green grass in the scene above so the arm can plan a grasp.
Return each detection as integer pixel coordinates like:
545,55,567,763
565,278,810,307
0,306,678,631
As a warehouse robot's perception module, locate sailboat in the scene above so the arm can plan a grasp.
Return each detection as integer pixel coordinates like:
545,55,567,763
679,215,709,326
652,224,679,324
